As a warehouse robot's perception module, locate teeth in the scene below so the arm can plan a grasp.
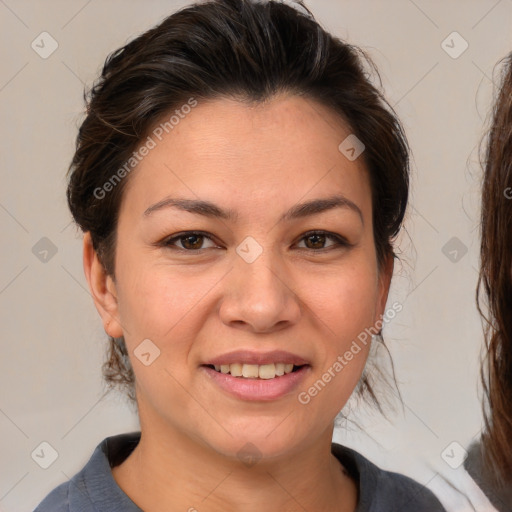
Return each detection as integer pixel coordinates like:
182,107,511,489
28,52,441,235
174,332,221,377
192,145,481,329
230,363,243,377
275,363,285,376
258,364,275,380
210,362,301,379
242,364,259,378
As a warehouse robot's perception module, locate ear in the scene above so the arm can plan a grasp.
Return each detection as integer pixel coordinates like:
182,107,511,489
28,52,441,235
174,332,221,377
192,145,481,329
375,252,394,325
82,232,123,338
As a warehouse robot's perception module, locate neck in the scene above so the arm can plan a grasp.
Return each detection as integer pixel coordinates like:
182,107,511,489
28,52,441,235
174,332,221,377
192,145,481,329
112,412,357,512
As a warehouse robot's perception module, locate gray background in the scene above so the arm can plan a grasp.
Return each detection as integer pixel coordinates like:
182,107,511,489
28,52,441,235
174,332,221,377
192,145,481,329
1,0,511,510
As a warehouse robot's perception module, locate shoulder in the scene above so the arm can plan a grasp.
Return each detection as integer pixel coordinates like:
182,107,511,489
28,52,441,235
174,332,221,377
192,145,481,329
331,442,446,512
367,466,445,511
33,432,142,512
33,482,70,512
464,440,512,510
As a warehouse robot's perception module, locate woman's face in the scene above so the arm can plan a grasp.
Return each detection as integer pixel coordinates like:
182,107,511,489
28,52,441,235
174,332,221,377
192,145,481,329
88,94,392,460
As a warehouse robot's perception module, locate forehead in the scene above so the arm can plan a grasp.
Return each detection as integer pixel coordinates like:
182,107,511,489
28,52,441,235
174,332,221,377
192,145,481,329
121,94,371,220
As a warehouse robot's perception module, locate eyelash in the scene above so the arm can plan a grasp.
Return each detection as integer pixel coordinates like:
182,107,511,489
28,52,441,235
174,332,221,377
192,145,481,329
159,230,351,254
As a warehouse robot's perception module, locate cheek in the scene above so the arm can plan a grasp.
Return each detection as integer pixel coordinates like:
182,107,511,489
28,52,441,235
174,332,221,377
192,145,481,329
113,257,225,380
113,262,207,400
114,251,202,335
299,274,377,418
304,263,379,347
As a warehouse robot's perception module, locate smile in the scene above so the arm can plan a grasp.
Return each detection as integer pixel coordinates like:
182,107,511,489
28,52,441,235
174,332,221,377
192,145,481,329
201,364,310,401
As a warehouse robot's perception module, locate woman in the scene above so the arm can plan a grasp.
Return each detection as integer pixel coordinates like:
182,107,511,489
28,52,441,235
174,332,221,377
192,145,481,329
468,52,512,510
34,0,445,510
431,53,512,512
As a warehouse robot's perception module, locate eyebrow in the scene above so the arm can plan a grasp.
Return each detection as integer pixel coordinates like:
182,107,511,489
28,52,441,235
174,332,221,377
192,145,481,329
143,194,363,225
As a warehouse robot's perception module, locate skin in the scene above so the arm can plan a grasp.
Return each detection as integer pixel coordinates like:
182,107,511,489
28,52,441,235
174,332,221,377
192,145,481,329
84,93,393,512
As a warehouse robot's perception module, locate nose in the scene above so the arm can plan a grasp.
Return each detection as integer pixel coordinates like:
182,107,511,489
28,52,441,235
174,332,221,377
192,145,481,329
218,244,302,334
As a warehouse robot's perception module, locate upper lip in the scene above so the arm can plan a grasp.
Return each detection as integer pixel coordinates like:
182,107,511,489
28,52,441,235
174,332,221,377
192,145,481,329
202,350,310,366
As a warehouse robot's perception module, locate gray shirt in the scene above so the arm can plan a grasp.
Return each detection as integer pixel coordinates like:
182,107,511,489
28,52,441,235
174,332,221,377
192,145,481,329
34,431,446,511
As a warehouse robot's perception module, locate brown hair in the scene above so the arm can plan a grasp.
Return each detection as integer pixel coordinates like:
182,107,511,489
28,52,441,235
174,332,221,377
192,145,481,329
477,52,512,486
66,0,409,408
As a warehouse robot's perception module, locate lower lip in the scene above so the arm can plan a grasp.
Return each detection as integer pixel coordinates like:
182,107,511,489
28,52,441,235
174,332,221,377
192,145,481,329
200,365,310,401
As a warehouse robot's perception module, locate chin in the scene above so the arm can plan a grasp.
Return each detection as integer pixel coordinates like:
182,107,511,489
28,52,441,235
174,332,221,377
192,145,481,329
202,425,305,464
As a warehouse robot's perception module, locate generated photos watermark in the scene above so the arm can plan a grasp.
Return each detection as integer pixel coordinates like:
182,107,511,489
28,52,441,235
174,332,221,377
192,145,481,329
297,301,403,405
93,97,198,200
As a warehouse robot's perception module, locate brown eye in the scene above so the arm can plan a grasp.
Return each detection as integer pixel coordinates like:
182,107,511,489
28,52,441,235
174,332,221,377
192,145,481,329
162,231,217,251
297,231,349,251
180,234,204,250
304,233,327,250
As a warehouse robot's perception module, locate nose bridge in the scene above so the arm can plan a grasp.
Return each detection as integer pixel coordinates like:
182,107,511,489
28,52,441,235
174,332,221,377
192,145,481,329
235,236,286,299
219,235,301,331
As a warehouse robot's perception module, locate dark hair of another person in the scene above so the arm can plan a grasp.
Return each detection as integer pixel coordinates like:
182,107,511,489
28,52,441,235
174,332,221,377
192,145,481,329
477,53,512,487
66,0,409,408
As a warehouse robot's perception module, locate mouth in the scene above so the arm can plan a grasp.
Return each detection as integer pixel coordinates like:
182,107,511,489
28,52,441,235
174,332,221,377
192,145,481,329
200,350,311,400
202,363,308,380
200,362,311,401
